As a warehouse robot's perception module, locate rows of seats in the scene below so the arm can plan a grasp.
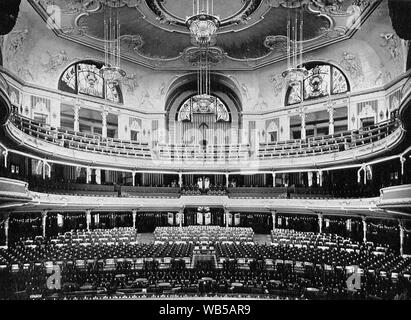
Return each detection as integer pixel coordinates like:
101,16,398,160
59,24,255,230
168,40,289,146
154,226,254,242
9,113,400,162
258,120,399,159
11,115,152,160
0,226,410,299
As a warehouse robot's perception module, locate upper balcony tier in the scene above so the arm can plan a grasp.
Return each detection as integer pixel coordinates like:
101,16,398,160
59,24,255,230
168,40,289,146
4,112,405,172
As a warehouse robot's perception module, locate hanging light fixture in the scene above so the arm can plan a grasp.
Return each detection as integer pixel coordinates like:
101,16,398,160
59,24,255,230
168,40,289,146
282,1,307,86
99,0,126,85
186,0,220,109
186,0,220,47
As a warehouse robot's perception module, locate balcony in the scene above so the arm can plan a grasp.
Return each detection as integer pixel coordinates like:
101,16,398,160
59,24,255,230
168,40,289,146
5,113,405,171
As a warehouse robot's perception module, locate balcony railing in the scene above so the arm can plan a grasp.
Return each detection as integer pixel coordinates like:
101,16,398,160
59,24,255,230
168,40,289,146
8,113,401,163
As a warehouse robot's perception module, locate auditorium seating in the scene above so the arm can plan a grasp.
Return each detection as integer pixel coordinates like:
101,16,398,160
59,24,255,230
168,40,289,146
9,113,400,162
153,226,254,242
10,115,152,160
1,225,410,300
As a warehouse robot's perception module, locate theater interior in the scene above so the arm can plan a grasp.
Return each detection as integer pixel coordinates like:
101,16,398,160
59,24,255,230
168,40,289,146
0,0,411,300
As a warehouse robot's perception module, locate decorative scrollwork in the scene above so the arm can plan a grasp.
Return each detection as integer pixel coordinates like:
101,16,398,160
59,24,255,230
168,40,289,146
182,46,227,66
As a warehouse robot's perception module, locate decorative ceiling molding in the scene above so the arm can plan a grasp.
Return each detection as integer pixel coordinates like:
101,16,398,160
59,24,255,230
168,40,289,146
29,0,382,71
181,46,227,66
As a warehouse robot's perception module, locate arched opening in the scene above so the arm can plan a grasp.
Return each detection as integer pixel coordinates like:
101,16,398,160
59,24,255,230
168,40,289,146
58,60,123,104
285,62,350,106
165,73,242,145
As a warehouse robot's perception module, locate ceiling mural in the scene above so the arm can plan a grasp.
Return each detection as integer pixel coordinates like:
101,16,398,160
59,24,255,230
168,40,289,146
30,0,381,70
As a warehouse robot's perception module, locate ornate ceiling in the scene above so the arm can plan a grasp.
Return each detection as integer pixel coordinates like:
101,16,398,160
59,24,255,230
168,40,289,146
30,0,381,70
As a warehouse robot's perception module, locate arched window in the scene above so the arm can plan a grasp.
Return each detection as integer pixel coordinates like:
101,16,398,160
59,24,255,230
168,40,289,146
177,95,230,122
58,60,123,104
285,62,349,106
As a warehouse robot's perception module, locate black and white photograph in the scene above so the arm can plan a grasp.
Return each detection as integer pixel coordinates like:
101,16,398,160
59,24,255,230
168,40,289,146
0,0,411,310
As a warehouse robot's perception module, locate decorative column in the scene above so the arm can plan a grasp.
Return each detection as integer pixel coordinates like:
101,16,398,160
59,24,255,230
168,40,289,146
400,157,406,184
86,167,92,184
225,173,229,188
101,109,108,138
95,169,101,185
346,218,352,232
41,210,48,238
318,170,323,187
73,103,80,132
94,213,100,228
57,213,64,229
272,172,276,187
178,172,183,188
132,171,136,187
178,208,184,228
4,215,10,248
225,208,230,228
358,164,366,185
42,161,46,180
299,108,306,140
307,172,313,187
362,217,367,243
318,213,323,234
85,209,92,231
2,150,8,168
327,104,335,135
399,220,404,256
132,209,137,229
271,210,277,231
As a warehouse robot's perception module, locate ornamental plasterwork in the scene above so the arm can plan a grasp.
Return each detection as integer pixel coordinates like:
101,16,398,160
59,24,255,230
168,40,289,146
379,33,401,61
269,73,285,97
28,0,381,71
182,47,227,66
41,50,70,72
339,51,364,84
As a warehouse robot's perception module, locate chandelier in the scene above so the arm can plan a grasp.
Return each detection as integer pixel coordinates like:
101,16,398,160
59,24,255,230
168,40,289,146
282,1,307,86
99,0,126,85
186,0,220,108
186,0,220,46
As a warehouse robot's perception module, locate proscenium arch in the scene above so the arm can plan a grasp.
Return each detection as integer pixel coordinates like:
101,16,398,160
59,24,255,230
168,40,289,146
165,73,243,131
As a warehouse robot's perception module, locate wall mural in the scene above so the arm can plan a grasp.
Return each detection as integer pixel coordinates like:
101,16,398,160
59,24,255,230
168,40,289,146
374,68,392,86
379,33,401,65
122,73,141,93
269,73,285,97
339,51,364,86
253,92,269,112
5,28,34,81
42,50,70,72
